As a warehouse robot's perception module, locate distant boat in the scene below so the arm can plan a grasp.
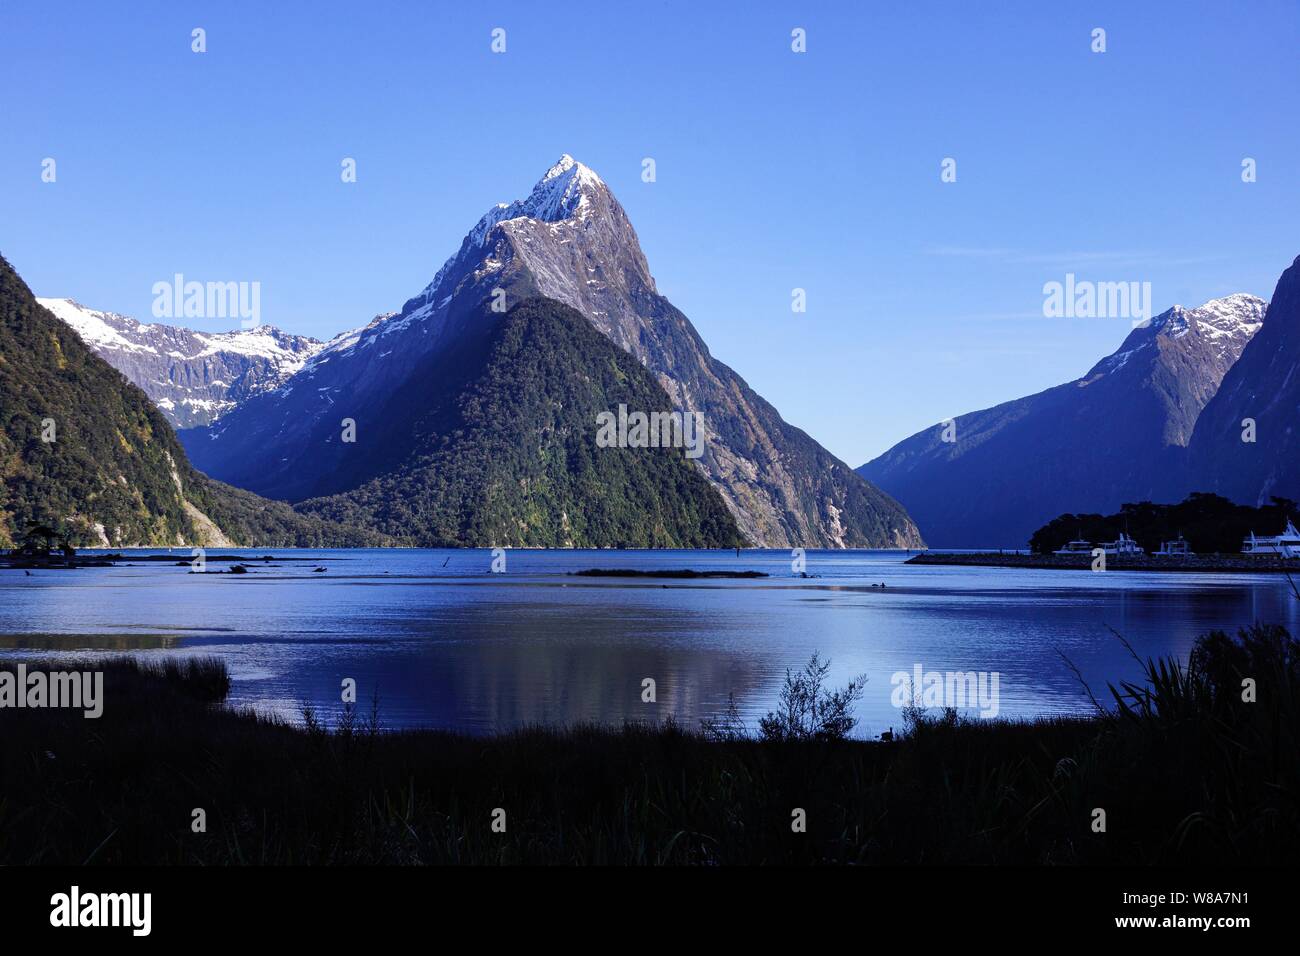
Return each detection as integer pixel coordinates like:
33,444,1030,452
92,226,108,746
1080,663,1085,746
1241,520,1300,559
1100,532,1144,556
1054,538,1093,556
1154,534,1191,557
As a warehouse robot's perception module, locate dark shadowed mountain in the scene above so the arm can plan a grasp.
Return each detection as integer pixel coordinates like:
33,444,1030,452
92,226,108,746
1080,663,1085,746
0,254,386,548
295,297,744,548
181,156,921,548
1185,256,1300,505
38,297,323,428
858,294,1265,548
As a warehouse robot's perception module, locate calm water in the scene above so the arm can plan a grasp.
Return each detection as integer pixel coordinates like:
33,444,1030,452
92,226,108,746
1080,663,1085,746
2,549,1297,737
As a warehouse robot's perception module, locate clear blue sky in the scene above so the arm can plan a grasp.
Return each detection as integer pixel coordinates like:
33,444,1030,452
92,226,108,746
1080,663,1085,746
2,1,1297,464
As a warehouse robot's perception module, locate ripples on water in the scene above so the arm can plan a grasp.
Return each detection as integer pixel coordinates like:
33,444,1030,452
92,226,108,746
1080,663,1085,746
2,549,1296,736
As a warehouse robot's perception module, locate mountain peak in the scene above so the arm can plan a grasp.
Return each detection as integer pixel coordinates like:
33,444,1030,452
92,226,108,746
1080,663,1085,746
397,155,626,324
541,153,602,186
515,153,607,223
1125,292,1264,340
1171,293,1265,326
1089,292,1263,379
1187,255,1300,504
1153,293,1265,344
427,156,609,286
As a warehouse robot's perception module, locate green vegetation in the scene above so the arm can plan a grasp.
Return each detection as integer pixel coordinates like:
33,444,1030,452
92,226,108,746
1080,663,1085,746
1029,491,1299,554
298,298,745,548
3,624,1295,864
0,253,384,548
186,475,390,548
2,254,193,547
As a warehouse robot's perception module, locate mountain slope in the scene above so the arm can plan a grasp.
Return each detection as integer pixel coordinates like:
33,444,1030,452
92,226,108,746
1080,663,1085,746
0,254,384,548
296,297,744,548
858,294,1265,548
37,298,322,428
182,156,922,549
1186,256,1300,504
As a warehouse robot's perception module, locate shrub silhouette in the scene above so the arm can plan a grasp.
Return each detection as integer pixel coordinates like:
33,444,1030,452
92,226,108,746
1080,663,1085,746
757,652,867,742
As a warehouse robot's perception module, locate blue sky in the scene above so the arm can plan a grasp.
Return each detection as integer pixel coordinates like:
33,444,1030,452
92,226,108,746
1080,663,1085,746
2,1,1297,464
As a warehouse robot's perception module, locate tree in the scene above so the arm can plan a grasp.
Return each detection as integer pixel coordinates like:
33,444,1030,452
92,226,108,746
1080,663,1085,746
758,652,867,742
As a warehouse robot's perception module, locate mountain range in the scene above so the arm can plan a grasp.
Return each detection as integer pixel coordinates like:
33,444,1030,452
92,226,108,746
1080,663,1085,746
26,156,1297,552
35,298,323,429
1185,255,1300,506
858,279,1293,548
0,254,388,548
4,251,735,548
170,156,922,549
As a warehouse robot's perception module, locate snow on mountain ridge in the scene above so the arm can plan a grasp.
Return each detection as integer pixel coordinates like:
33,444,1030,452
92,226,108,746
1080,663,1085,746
299,155,614,367
38,297,322,361
37,298,154,354
1091,293,1264,377
421,154,605,300
297,312,398,375
38,297,325,428
1180,293,1266,338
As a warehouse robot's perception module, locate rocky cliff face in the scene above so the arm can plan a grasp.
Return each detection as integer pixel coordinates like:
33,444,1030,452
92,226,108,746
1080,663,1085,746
37,298,322,428
1186,257,1300,505
859,294,1265,548
182,156,922,548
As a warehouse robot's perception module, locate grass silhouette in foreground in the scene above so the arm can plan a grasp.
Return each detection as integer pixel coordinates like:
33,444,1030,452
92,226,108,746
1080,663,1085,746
1,624,1297,865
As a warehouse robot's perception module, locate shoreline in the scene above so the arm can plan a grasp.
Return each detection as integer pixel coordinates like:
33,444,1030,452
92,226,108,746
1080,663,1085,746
907,552,1300,574
3,630,1296,865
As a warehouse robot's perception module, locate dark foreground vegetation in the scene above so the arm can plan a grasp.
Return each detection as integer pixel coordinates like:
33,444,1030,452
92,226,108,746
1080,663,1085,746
1,624,1297,865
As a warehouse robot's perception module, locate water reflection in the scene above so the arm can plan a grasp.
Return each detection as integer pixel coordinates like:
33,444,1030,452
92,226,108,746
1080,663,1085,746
1,550,1296,735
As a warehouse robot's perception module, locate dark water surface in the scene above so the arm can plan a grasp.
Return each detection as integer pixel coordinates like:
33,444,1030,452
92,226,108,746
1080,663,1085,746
2,549,1296,736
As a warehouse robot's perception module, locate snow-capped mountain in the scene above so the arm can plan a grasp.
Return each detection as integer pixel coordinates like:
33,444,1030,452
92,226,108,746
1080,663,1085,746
1187,257,1300,505
1090,293,1265,445
1099,294,1264,370
1,258,380,549
859,293,1266,548
37,298,324,428
181,155,922,548
291,156,656,377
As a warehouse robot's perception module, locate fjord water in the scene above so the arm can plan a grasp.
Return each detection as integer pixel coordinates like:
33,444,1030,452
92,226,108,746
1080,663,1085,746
2,549,1296,737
